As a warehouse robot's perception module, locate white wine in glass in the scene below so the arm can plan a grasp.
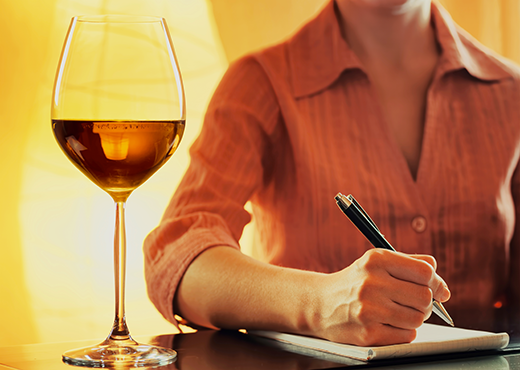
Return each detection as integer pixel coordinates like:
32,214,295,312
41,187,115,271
51,15,185,367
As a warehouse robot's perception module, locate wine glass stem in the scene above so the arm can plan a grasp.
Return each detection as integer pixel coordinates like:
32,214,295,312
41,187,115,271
110,200,131,340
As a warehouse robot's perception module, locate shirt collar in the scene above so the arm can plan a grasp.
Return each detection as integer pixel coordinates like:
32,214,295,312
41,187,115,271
432,2,513,81
288,1,360,98
287,0,513,99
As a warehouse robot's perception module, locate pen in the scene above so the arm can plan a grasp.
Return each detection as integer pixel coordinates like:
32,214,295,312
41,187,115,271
334,192,454,327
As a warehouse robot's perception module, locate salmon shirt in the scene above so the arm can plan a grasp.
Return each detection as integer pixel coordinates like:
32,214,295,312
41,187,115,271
144,0,520,331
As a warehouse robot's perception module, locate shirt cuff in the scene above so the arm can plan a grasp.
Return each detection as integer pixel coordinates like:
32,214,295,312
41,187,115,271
144,218,240,325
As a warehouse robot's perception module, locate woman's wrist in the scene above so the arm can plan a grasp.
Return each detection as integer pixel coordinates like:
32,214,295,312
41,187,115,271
290,269,329,337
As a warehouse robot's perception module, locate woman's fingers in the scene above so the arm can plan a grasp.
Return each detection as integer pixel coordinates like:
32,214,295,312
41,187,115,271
371,250,451,303
407,254,450,302
354,277,431,329
319,249,452,346
409,254,437,270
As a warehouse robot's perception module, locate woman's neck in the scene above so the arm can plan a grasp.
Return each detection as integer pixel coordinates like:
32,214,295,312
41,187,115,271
336,0,436,67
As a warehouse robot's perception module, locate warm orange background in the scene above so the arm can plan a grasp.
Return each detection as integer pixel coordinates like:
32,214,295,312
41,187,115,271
1,0,519,346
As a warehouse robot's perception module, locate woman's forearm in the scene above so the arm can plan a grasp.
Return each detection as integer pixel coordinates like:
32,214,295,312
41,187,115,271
175,247,450,345
174,246,324,334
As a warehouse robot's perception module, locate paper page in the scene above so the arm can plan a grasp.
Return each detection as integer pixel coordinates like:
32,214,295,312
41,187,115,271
370,324,509,359
249,323,509,361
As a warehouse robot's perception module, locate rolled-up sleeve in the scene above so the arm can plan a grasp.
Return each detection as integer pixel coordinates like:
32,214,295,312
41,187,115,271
143,56,281,324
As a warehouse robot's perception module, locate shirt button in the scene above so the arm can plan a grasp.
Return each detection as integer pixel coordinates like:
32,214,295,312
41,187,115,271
411,216,427,233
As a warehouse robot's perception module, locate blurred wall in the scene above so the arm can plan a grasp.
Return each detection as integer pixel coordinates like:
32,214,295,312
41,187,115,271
0,0,48,346
210,0,520,65
0,0,519,347
210,0,327,62
438,0,520,64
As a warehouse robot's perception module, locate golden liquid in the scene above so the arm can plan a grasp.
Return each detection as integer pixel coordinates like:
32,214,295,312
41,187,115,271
52,120,185,201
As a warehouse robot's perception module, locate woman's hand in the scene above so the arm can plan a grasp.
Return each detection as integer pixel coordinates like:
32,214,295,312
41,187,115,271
175,246,450,347
311,249,451,346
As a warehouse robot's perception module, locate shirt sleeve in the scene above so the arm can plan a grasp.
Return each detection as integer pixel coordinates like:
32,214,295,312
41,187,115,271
143,55,281,325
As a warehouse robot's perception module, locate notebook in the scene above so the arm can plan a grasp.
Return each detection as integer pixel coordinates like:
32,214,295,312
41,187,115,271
249,323,509,361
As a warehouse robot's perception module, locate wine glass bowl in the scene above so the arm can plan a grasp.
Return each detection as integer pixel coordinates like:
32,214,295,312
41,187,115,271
51,15,184,367
52,119,184,202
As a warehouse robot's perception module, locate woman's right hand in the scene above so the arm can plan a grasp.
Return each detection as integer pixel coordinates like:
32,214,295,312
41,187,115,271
310,248,451,346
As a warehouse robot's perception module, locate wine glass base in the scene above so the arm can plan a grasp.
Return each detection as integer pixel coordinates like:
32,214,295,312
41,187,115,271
62,340,177,368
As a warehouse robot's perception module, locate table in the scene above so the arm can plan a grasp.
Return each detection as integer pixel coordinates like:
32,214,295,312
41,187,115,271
1,329,520,370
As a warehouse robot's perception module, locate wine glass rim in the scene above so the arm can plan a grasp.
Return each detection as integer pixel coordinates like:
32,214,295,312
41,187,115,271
75,15,164,24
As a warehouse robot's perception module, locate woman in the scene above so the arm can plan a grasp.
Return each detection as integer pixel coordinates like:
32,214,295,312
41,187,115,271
144,0,520,345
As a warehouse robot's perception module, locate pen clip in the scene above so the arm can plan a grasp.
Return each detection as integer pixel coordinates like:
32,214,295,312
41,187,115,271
347,194,381,233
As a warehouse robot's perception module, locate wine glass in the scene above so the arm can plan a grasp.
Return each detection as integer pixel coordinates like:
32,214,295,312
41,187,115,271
51,15,185,367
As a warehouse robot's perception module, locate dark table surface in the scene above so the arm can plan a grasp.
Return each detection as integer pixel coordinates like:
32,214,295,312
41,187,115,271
2,329,520,370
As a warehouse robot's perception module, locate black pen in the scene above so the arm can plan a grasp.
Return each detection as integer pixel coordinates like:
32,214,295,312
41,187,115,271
334,192,454,327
